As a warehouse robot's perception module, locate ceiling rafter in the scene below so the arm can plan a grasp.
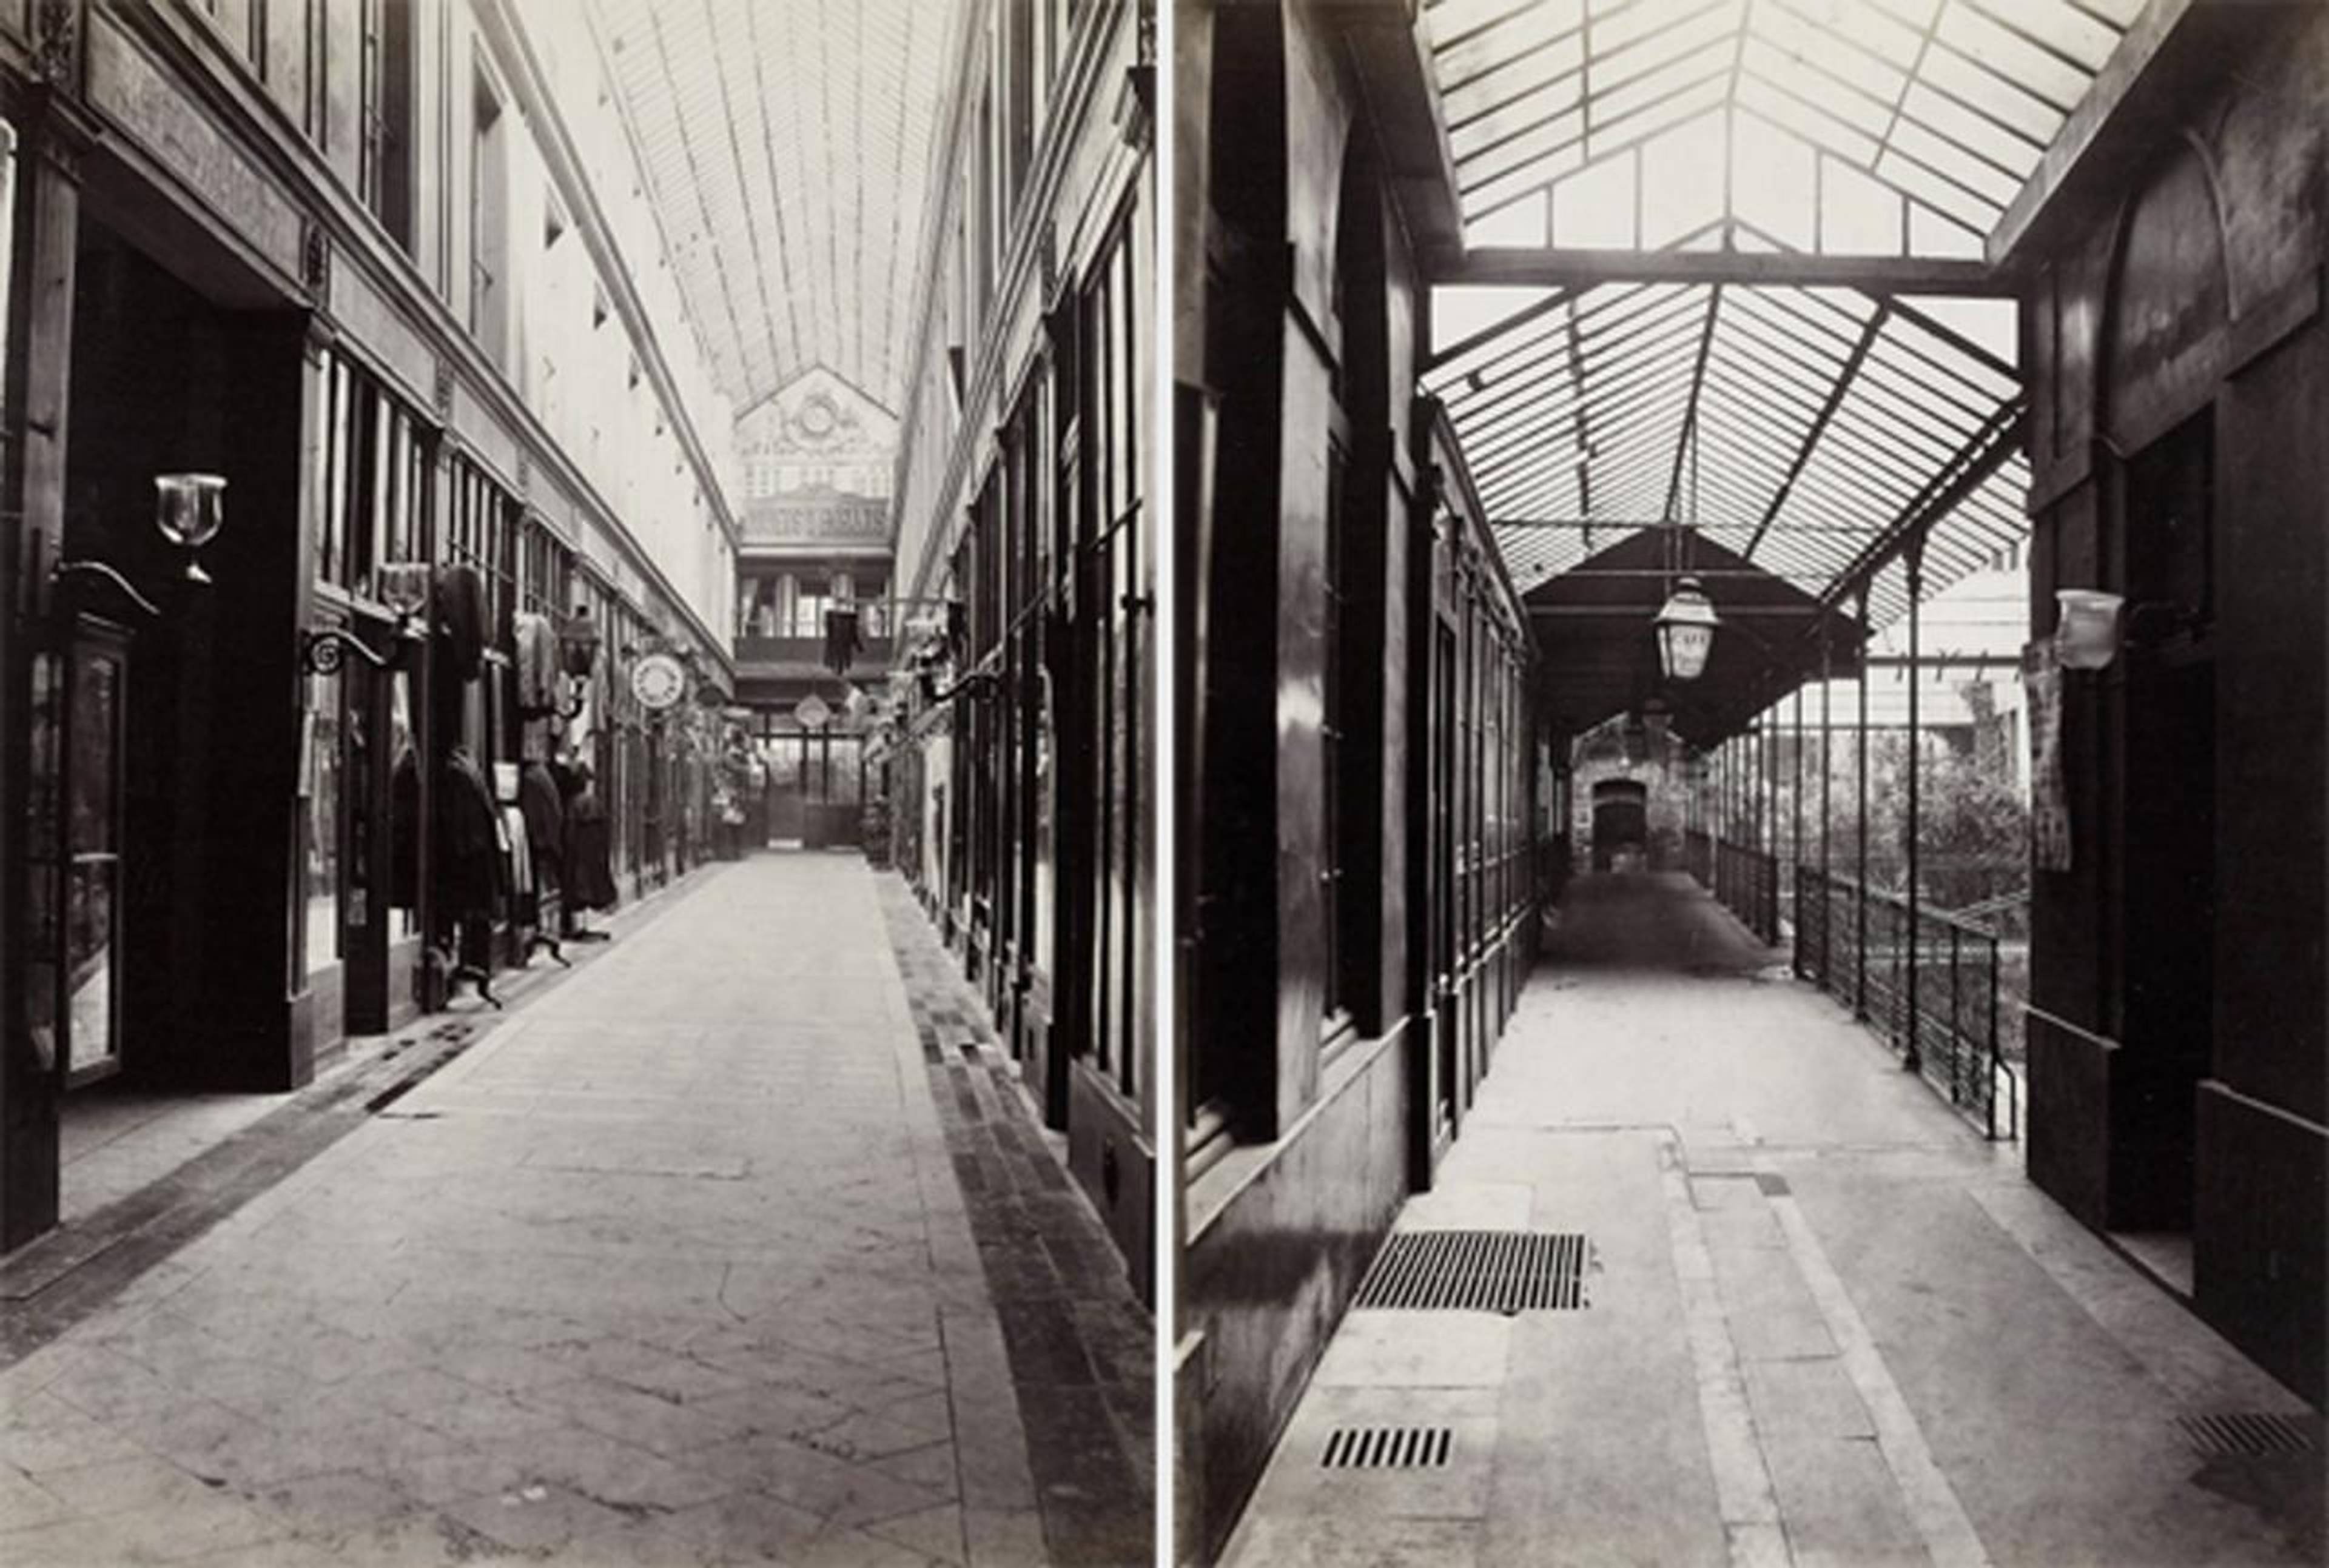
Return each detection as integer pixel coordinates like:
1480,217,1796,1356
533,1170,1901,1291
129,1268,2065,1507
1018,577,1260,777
590,0,954,420
1743,301,1887,558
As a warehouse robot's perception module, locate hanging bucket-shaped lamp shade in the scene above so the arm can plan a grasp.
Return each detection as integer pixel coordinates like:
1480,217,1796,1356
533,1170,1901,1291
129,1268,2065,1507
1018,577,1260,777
2054,589,2123,671
1655,576,1719,682
154,472,226,582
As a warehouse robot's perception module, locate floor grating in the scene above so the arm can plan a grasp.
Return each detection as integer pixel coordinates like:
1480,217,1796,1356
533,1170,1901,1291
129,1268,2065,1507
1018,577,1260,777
1351,1228,1593,1313
2176,1413,2321,1458
1322,1427,1454,1469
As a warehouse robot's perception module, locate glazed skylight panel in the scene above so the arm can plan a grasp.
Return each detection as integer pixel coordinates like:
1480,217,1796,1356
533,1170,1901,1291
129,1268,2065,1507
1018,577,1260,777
1422,0,2133,249
588,0,953,417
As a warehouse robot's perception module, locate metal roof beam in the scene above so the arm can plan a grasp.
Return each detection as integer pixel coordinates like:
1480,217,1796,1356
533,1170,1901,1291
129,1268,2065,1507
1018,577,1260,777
1742,303,1889,558
1432,246,2015,294
1812,399,2027,618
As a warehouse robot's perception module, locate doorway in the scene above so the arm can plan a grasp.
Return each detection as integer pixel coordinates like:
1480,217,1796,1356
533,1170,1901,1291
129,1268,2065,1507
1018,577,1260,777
2112,412,2215,1258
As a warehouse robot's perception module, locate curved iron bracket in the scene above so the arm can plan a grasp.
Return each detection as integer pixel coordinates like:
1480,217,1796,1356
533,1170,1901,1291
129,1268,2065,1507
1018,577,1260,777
300,626,391,675
920,668,1003,708
52,560,161,621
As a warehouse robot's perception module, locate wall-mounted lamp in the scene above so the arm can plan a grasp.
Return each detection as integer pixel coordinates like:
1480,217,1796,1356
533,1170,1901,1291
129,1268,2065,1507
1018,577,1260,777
302,558,431,674
1655,576,1719,682
376,561,432,632
2054,589,2123,671
545,603,602,726
155,473,226,583
50,471,232,621
303,559,431,671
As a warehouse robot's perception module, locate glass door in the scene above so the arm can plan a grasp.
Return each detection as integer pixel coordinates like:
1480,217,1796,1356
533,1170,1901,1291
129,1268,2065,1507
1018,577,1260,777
61,619,130,1087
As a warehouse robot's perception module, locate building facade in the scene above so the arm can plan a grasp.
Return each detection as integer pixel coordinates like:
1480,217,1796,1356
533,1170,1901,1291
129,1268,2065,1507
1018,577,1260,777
2005,0,2327,1407
887,0,1158,1298
1177,3,1546,1552
731,370,896,849
0,0,738,1250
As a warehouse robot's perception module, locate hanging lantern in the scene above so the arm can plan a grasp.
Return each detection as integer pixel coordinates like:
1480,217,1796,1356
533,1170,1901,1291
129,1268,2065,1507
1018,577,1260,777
2054,589,2123,671
1655,576,1719,682
558,604,602,677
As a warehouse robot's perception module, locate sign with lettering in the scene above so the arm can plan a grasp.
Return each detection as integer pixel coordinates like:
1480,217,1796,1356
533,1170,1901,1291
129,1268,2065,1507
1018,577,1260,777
742,498,890,544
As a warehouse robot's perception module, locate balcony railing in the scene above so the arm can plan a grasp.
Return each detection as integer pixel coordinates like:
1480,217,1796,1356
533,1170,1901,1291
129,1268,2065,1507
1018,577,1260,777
1794,865,2018,1140
1682,828,1779,946
734,634,893,673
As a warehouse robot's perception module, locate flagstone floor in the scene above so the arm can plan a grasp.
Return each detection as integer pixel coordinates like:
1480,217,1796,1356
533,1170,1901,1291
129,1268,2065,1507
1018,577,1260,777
0,853,1150,1566
1223,871,2321,1568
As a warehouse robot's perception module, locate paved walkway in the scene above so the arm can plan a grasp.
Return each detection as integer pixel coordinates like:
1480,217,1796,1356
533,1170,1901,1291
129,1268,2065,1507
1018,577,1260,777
1225,871,2322,1568
0,854,1147,1566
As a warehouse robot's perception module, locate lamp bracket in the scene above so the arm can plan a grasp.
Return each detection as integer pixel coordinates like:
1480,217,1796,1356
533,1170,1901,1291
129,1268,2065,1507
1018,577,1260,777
52,560,161,621
921,668,1004,706
301,626,392,675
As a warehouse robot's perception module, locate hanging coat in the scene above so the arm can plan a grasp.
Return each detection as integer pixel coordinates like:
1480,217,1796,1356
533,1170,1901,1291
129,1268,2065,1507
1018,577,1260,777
518,762,566,885
389,748,422,909
439,746,506,922
434,565,489,684
513,611,559,714
564,781,619,912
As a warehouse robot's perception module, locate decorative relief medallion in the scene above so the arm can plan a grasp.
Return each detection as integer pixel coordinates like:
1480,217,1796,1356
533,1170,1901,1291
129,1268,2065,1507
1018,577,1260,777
300,219,330,297
33,0,77,85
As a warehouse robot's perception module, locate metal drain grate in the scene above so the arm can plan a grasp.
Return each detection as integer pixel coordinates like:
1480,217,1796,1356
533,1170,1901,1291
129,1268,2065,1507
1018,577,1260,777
2177,1413,2320,1458
1351,1230,1592,1313
1322,1427,1453,1469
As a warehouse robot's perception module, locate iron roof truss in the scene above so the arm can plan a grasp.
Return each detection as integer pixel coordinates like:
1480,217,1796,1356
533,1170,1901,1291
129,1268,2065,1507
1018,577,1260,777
1411,0,2134,702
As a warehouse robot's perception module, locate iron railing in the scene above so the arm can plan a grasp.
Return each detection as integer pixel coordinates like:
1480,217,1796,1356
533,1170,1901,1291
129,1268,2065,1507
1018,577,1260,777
1793,865,2018,1139
1682,829,1780,946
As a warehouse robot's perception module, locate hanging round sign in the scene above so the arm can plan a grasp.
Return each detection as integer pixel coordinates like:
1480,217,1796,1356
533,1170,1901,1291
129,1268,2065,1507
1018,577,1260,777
630,651,688,712
793,692,833,729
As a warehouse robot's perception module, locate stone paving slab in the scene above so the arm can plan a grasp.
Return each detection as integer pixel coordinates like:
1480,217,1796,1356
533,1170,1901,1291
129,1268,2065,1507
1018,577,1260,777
1224,871,2322,1568
0,853,1137,1566
874,876,1155,1568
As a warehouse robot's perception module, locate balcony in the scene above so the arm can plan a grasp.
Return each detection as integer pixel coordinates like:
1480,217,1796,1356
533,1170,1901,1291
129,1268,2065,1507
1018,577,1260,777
733,634,895,683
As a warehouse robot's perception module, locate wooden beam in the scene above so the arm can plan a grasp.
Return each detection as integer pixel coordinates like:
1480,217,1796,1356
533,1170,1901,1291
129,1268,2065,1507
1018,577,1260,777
1988,0,2199,266
1431,246,2016,295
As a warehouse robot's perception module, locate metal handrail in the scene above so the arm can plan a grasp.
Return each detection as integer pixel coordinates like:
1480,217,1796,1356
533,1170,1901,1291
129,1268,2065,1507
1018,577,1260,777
1683,830,1780,946
1793,862,2017,1141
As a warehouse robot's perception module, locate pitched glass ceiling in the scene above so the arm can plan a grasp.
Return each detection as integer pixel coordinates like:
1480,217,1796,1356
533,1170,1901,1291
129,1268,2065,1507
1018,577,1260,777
1418,0,2143,631
586,0,961,419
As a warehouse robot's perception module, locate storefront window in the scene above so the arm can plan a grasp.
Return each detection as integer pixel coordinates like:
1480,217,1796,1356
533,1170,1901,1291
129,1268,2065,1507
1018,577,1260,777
66,634,125,1081
26,650,60,1077
303,662,342,977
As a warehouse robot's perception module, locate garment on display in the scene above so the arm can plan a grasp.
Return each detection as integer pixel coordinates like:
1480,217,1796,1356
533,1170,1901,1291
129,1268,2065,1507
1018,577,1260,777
559,761,619,922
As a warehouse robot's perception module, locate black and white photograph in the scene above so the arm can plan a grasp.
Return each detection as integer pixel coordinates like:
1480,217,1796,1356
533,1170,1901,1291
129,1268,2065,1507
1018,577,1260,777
0,0,1155,1563
1,0,2326,1564
1175,0,2323,1563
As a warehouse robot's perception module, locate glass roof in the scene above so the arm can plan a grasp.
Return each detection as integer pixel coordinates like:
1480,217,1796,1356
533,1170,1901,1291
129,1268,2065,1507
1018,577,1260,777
1417,0,2139,635
1426,274,2026,627
586,0,961,420
1427,0,2143,249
